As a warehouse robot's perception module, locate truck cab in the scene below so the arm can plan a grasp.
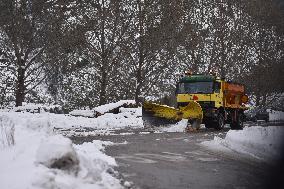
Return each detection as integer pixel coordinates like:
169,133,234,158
176,74,248,130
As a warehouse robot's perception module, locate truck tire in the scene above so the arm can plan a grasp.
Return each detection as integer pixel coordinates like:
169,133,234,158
214,113,225,130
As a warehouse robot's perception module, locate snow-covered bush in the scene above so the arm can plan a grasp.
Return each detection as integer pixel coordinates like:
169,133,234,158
0,115,15,149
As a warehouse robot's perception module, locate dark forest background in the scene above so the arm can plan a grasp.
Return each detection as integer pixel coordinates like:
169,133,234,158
0,0,283,111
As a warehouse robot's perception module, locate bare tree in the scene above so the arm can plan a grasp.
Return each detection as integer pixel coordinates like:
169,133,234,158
0,0,73,106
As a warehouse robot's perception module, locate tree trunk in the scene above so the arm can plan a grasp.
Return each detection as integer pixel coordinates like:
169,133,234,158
135,0,144,104
220,35,226,79
98,0,107,106
15,63,25,107
135,58,143,104
99,70,107,105
255,92,260,107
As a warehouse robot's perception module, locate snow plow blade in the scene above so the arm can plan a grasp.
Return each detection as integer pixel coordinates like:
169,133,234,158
142,101,203,127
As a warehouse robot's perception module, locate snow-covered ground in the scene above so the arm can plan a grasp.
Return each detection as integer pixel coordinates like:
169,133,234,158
0,111,131,189
201,126,284,162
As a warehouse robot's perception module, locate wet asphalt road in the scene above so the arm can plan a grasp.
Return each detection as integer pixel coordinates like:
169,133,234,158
71,127,274,189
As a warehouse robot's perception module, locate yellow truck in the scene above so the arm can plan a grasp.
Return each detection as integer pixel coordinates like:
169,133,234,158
143,73,248,130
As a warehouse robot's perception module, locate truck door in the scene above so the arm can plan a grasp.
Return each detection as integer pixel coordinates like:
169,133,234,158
213,82,222,107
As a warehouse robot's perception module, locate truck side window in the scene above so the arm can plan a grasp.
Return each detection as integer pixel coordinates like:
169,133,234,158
214,82,221,93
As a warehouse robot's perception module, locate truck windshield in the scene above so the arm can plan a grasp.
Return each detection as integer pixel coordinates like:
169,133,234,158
177,82,213,94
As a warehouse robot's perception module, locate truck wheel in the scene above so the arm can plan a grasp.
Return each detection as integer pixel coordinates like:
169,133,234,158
214,113,225,130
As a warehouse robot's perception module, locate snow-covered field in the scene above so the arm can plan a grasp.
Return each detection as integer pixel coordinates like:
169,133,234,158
201,126,284,162
0,109,139,189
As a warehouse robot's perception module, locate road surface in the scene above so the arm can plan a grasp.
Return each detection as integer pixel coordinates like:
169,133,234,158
71,127,275,189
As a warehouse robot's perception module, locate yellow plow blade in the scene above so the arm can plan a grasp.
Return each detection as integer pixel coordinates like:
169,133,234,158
142,101,203,127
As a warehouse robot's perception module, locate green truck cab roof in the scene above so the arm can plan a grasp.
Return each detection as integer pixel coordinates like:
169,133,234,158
179,75,216,83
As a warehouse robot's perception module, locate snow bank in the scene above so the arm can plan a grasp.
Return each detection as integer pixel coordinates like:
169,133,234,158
0,112,123,189
68,101,138,118
0,115,15,149
94,100,136,114
201,126,284,161
0,107,143,131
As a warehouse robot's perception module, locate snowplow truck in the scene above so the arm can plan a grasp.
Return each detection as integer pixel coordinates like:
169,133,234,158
142,74,248,130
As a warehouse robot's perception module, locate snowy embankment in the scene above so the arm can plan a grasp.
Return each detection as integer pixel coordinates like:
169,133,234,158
201,126,284,162
1,108,142,131
0,113,124,189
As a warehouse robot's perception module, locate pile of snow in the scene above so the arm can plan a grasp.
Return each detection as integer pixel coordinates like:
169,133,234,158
68,101,138,118
201,126,284,162
0,113,123,189
94,100,136,115
269,109,284,121
159,119,188,132
69,110,95,118
0,115,15,149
